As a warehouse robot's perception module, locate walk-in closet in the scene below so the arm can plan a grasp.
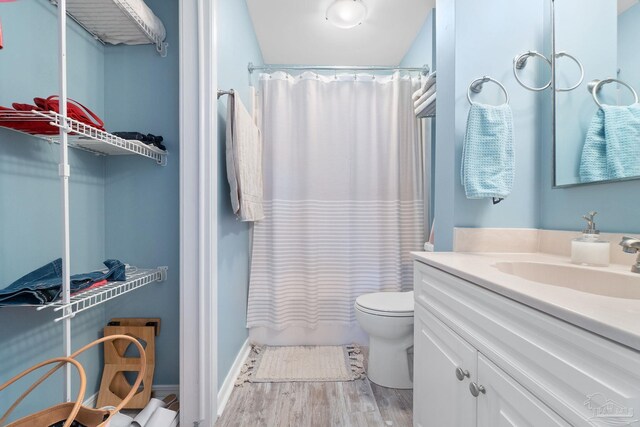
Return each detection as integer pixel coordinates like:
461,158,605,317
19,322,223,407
0,0,179,424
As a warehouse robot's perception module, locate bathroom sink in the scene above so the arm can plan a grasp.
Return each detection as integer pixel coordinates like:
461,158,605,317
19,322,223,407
494,262,640,299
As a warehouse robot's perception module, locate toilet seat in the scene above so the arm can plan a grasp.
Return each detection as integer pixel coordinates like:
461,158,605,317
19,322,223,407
355,291,414,317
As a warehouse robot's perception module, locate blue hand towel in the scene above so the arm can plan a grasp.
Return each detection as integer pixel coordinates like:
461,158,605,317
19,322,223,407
579,109,608,183
580,104,640,183
461,103,514,200
605,104,640,179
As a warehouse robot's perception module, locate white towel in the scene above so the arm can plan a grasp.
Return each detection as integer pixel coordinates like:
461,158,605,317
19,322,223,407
145,406,179,427
226,92,265,221
413,84,436,108
412,72,437,100
417,102,436,118
104,412,132,427
412,80,428,101
415,92,436,116
131,397,168,426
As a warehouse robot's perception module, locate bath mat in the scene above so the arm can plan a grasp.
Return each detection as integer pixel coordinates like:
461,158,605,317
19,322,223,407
236,344,364,385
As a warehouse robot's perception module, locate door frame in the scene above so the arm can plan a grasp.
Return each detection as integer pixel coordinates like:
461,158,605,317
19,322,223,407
179,0,218,425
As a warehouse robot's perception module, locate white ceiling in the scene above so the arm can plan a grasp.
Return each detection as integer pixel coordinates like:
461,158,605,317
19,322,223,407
618,0,639,14
245,0,434,66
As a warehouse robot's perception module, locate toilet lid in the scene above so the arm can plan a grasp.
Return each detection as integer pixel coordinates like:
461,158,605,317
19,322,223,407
355,291,414,316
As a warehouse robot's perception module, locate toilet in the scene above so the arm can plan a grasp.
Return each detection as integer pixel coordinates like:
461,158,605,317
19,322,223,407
355,291,414,389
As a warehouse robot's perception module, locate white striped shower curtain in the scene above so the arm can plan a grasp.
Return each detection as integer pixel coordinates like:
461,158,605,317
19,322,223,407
247,71,424,337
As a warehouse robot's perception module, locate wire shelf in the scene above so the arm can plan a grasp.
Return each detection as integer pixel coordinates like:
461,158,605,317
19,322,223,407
0,110,167,165
112,0,168,56
36,267,168,322
49,0,168,57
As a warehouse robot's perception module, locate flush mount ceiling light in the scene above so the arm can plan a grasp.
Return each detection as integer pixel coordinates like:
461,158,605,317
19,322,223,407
326,0,367,29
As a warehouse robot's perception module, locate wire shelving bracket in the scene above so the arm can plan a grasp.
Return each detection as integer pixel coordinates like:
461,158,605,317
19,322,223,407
0,110,167,165
36,267,168,322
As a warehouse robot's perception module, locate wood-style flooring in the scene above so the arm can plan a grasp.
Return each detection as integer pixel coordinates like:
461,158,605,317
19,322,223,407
216,348,412,427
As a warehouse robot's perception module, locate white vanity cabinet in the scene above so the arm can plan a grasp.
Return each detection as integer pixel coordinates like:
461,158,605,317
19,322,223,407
414,304,477,427
415,304,568,427
475,354,569,427
413,259,640,427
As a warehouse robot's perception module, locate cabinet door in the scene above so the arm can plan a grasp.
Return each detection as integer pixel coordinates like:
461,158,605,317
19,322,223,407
476,354,570,427
414,305,477,427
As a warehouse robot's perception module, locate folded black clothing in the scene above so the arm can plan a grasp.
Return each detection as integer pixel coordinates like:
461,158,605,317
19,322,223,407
113,132,166,151
151,138,166,151
113,131,146,141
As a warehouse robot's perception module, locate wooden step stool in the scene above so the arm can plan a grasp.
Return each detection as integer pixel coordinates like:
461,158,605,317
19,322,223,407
96,318,160,409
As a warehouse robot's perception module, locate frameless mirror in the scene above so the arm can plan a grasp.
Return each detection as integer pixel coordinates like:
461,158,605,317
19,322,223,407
553,0,640,187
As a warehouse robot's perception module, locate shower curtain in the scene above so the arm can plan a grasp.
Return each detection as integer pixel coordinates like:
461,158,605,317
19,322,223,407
247,71,424,342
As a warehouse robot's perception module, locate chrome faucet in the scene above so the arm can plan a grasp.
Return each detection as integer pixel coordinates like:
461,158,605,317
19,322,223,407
619,236,640,273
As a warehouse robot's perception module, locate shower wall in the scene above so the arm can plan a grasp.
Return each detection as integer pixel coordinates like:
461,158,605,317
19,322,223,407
216,0,264,390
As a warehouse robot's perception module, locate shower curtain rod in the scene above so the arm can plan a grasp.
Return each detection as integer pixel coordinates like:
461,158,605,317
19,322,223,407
248,62,430,76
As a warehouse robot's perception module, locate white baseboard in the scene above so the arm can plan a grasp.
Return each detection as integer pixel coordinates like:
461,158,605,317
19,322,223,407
152,384,180,399
84,384,180,408
217,339,251,417
84,392,99,408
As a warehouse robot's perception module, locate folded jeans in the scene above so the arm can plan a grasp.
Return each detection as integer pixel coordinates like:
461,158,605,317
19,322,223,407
0,259,126,306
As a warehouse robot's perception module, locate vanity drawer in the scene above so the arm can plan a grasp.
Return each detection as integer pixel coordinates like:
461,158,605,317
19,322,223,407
414,261,640,427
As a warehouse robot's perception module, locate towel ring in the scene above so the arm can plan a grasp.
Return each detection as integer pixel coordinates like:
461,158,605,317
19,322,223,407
513,51,552,92
555,51,585,92
513,50,584,92
467,76,509,105
589,78,638,109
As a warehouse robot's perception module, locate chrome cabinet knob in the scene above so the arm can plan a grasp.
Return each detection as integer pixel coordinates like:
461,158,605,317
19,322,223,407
455,367,470,381
469,382,486,397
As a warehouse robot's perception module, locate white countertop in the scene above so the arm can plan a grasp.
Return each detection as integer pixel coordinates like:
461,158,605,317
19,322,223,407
412,251,640,352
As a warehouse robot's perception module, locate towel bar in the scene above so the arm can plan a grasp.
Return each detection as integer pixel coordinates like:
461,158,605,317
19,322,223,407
588,78,638,108
217,89,234,99
467,76,509,105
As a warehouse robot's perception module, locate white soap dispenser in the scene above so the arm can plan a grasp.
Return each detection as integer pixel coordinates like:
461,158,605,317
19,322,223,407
571,211,610,267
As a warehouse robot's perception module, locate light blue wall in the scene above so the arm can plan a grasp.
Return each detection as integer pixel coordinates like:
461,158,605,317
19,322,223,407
539,0,640,234
400,9,435,71
434,0,545,250
103,0,180,385
432,0,640,241
618,3,640,93
401,9,436,233
217,0,264,389
540,177,640,233
553,0,617,185
433,0,457,250
0,0,107,420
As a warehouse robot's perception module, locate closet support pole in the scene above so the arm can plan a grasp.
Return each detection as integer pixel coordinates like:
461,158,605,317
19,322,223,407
57,0,72,402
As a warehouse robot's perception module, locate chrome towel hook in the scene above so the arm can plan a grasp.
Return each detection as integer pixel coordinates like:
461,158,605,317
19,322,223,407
589,78,638,109
555,51,584,92
513,51,552,92
467,76,509,105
